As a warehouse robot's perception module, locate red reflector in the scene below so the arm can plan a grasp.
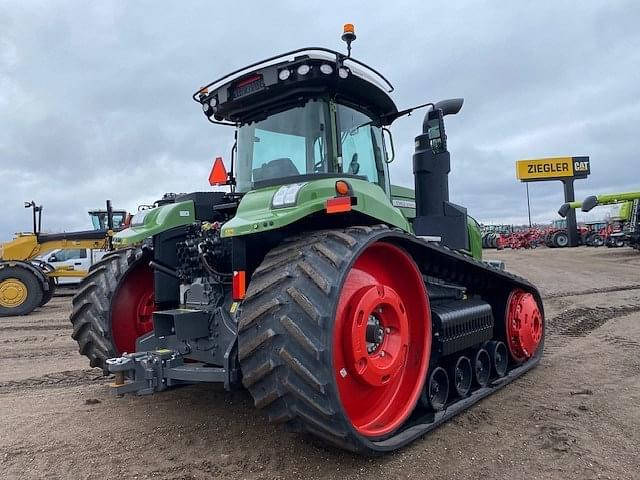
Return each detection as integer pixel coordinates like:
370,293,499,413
236,75,262,87
326,196,352,214
232,270,246,300
209,157,228,186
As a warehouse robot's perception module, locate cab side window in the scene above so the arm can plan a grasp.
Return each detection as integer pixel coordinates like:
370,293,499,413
337,105,386,190
51,249,86,262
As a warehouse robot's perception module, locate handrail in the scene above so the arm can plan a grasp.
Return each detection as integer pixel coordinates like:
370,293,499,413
191,47,394,104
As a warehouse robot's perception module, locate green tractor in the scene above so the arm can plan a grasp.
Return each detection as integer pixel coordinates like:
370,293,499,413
70,27,545,454
580,192,640,251
560,192,640,249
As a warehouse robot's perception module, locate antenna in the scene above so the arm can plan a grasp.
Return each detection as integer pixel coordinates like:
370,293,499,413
341,23,356,57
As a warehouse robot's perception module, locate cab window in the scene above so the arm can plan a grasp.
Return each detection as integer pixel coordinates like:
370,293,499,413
50,249,86,262
337,105,386,190
236,100,331,191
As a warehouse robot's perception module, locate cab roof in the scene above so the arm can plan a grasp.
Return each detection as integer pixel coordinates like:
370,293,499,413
194,48,399,125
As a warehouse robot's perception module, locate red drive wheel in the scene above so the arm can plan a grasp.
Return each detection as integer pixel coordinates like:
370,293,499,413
505,289,543,362
333,242,430,438
110,262,155,354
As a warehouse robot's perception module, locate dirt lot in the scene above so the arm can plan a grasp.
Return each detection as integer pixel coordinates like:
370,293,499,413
1,247,639,480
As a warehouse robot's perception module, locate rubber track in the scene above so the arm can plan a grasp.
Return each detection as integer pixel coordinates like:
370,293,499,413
69,248,140,373
237,225,545,454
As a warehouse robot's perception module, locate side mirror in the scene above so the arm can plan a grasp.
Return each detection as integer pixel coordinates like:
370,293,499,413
48,255,57,263
581,195,598,212
434,98,464,117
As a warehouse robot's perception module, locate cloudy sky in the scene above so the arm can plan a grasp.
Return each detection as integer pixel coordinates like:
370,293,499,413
1,1,639,240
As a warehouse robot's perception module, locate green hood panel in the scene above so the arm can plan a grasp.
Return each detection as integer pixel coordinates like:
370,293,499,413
390,184,417,220
113,201,196,247
221,178,411,238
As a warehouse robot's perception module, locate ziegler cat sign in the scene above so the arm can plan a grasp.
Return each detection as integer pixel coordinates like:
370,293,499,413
516,156,590,182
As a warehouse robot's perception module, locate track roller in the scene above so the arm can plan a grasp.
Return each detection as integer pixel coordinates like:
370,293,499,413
485,340,508,377
420,367,449,411
450,355,472,397
473,348,491,387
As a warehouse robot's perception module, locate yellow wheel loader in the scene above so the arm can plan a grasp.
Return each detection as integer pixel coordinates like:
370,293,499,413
0,200,127,316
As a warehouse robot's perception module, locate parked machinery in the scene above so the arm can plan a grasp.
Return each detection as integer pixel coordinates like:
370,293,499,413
579,192,640,251
0,201,125,315
69,26,545,454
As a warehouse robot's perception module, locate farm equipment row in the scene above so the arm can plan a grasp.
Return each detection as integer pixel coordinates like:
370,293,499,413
559,192,640,251
481,228,545,250
483,223,624,250
482,191,639,251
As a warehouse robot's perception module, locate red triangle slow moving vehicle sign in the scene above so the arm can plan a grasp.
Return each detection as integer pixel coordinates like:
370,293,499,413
209,157,228,186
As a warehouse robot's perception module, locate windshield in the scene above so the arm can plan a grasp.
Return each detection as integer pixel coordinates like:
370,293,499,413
89,212,125,230
236,100,331,191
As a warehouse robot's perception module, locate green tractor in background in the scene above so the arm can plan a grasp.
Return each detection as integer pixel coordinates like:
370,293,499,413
559,192,640,249
70,26,545,454
581,192,640,250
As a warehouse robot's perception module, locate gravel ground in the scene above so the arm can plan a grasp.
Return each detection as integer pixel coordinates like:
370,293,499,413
1,246,639,479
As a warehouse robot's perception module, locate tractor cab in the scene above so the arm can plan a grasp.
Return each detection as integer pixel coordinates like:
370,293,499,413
195,29,469,251
584,221,607,232
88,209,128,230
195,47,398,195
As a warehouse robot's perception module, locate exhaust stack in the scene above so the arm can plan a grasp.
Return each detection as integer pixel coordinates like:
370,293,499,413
412,98,468,250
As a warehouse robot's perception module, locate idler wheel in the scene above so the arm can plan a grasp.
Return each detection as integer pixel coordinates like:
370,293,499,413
420,366,449,411
506,289,543,362
450,355,472,397
486,340,508,377
474,348,491,387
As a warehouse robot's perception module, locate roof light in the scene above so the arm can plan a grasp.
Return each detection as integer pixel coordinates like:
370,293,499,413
338,67,349,79
272,183,306,208
341,24,356,56
320,64,333,75
296,64,310,76
202,103,210,113
278,69,291,81
208,97,218,107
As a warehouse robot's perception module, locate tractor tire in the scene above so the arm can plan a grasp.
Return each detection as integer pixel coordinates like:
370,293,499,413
554,231,569,248
591,234,604,247
238,226,431,454
39,277,56,307
583,233,594,246
33,262,56,307
70,248,155,372
0,264,44,316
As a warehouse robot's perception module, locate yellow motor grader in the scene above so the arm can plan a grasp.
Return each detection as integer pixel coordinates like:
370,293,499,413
0,200,127,316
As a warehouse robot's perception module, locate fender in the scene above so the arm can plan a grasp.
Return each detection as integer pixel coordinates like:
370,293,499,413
113,200,196,248
221,177,411,238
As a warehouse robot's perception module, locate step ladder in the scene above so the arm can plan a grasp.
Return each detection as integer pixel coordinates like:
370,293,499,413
630,199,639,233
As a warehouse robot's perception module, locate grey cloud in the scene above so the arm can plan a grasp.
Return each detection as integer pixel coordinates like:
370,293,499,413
1,0,639,240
